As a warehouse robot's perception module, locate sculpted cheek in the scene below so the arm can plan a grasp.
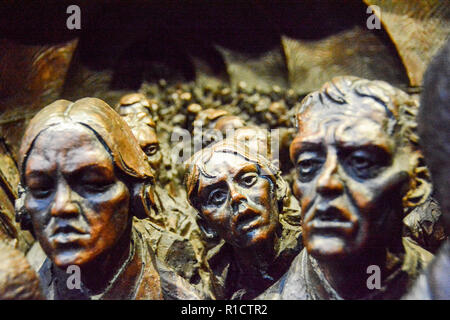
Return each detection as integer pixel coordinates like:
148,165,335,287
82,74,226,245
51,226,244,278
25,192,52,212
252,180,271,209
292,180,303,201
300,195,313,215
203,207,225,228
92,184,130,215
347,183,373,213
25,197,51,229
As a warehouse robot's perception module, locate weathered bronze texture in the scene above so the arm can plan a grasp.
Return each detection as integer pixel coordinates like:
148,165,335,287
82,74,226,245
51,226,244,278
362,0,450,87
0,241,43,300
119,94,204,285
17,97,200,299
192,108,246,148
260,76,434,299
186,139,302,299
0,2,448,300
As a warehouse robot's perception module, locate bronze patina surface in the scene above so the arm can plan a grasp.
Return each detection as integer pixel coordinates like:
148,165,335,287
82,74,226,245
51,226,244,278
17,97,201,299
186,139,302,299
260,76,434,299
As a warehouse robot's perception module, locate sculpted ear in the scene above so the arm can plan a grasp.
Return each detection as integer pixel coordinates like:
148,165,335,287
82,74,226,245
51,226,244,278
129,180,157,220
196,215,219,241
403,150,432,211
274,171,289,213
15,183,34,234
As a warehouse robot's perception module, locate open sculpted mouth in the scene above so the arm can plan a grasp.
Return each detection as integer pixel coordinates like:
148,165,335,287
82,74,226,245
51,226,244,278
305,204,357,235
234,208,262,233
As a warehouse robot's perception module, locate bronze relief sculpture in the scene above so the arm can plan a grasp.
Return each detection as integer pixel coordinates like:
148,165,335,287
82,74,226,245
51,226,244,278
16,97,201,300
118,94,205,285
0,1,447,302
259,76,434,300
0,241,43,300
186,139,302,299
192,108,247,148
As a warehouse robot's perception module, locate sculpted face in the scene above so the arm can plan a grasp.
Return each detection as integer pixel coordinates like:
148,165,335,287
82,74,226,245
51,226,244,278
131,125,162,171
196,152,279,248
24,123,131,268
290,99,412,260
214,116,246,134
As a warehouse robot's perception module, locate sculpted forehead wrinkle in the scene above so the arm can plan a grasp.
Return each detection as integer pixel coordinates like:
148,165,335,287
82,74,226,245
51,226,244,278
133,126,159,146
299,99,392,137
25,123,112,175
204,152,250,175
198,153,255,193
338,118,393,150
25,154,56,177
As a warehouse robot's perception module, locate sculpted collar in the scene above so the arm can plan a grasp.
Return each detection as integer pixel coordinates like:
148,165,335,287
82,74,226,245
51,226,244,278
40,226,164,300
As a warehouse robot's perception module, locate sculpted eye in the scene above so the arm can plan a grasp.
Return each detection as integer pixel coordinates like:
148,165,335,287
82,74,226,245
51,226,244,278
239,173,258,187
82,181,111,193
144,144,159,156
27,176,54,199
29,187,52,199
297,159,323,180
348,152,373,170
207,189,228,206
345,149,387,179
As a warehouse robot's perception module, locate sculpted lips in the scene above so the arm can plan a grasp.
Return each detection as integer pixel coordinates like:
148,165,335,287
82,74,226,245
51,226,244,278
48,221,89,244
233,207,263,233
305,202,357,236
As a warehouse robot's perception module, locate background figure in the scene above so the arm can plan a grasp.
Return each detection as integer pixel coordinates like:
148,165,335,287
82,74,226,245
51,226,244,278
17,97,200,299
192,108,246,149
260,76,434,300
0,241,43,300
186,139,302,299
405,40,450,299
118,94,205,286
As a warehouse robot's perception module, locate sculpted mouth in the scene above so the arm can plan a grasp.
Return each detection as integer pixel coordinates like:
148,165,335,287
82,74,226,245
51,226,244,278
49,222,88,243
234,209,262,232
306,205,356,234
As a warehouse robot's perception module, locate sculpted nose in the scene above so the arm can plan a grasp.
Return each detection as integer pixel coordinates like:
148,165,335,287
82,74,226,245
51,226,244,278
51,182,79,217
316,154,344,197
230,184,246,205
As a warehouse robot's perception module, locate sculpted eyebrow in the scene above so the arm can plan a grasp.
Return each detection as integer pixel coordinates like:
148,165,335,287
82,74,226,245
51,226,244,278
25,171,52,185
292,140,323,160
297,140,322,150
65,164,114,179
336,139,392,153
235,164,259,180
198,180,225,200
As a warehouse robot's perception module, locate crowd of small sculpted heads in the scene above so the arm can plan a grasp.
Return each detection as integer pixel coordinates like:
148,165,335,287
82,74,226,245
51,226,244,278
2,64,448,299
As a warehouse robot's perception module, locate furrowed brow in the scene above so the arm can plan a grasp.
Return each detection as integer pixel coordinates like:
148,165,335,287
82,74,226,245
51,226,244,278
234,164,259,180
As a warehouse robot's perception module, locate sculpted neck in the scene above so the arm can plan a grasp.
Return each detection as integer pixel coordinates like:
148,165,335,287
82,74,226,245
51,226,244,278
234,232,278,275
313,246,388,299
310,209,404,299
54,222,133,298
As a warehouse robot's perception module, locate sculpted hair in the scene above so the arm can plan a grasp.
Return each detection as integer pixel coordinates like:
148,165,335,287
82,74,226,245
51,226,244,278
295,76,431,210
122,112,157,132
185,139,288,216
16,98,155,231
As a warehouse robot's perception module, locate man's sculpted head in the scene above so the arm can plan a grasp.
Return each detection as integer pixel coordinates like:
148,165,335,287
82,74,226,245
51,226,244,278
186,140,287,249
290,76,430,260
